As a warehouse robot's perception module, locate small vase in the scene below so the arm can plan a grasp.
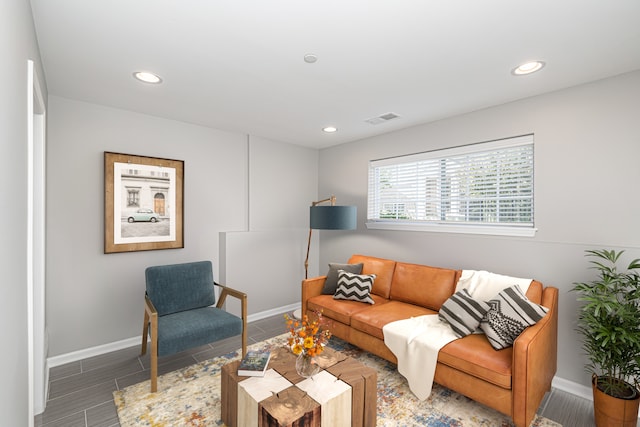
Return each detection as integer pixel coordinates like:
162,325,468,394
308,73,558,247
295,353,320,378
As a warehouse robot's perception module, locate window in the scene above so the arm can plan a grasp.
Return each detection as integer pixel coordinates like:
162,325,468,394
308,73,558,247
381,203,408,219
367,134,536,236
127,188,140,207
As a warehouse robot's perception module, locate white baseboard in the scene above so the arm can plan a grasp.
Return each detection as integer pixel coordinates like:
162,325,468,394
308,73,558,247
247,303,299,323
48,336,142,368
47,303,300,368
552,376,593,401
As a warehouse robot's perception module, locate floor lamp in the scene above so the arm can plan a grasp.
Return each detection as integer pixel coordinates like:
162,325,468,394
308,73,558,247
295,196,357,319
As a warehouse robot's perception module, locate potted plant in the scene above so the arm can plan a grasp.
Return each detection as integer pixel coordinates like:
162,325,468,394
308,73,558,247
572,249,640,426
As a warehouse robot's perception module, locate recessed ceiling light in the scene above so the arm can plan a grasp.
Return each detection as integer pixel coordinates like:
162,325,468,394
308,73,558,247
323,126,337,133
133,71,163,84
304,54,318,64
512,61,545,76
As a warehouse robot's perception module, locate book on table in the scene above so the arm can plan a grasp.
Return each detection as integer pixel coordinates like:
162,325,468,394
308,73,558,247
237,350,271,377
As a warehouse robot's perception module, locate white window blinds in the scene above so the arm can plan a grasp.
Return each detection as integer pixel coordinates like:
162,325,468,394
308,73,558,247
367,135,535,236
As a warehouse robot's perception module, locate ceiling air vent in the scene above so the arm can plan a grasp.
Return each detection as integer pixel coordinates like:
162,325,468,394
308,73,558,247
365,112,400,125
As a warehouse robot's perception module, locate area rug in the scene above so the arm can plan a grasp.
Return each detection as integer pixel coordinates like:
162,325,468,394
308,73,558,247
114,333,561,427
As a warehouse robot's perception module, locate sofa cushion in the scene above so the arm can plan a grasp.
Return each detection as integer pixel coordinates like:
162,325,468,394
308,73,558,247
307,294,390,325
321,262,364,295
333,271,376,304
438,333,513,389
351,300,436,340
389,262,458,311
348,255,396,299
439,289,491,338
480,285,549,350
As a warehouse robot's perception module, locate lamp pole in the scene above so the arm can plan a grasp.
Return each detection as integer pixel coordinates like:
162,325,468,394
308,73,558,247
304,196,336,279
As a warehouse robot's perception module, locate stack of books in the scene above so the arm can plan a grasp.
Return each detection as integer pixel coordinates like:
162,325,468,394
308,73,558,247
237,350,271,377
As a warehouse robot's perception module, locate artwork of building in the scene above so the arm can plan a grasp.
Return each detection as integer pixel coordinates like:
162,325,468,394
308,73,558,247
119,167,171,220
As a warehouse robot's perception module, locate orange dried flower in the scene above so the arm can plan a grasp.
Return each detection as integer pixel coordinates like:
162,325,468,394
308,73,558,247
303,336,314,348
283,311,332,358
292,344,303,355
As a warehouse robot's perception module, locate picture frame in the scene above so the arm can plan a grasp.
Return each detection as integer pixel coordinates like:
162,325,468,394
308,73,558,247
104,152,184,253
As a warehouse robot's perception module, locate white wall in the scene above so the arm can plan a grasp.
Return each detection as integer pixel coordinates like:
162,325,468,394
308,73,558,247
0,0,47,422
219,136,319,317
317,70,640,390
248,135,318,232
46,97,318,357
220,229,308,316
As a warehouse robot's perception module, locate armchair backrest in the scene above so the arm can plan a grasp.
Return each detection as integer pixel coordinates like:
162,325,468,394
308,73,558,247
145,260,216,316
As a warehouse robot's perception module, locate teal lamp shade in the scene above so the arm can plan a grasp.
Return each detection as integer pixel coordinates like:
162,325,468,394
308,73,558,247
310,205,357,230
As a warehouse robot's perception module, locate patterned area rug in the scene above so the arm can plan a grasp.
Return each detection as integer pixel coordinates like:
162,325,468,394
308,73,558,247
114,334,561,427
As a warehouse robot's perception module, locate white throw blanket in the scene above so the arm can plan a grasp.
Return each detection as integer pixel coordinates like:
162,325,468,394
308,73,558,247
382,270,532,400
383,315,457,400
455,269,532,301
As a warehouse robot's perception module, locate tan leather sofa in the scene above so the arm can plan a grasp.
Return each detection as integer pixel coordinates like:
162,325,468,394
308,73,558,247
301,254,558,427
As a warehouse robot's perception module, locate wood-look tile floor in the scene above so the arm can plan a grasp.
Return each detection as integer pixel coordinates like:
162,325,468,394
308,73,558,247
35,313,605,427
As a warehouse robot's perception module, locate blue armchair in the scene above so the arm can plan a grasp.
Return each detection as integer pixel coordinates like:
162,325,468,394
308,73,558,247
140,260,247,392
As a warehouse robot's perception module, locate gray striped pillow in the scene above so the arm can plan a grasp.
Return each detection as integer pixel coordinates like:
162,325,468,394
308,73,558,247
480,284,549,350
439,289,491,338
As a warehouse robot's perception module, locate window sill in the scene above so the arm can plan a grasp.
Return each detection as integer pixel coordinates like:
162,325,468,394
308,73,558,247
365,221,537,237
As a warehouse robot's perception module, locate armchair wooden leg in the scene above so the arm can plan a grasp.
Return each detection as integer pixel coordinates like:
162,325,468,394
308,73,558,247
141,310,149,356
241,327,247,358
241,295,248,357
149,312,158,393
150,349,158,393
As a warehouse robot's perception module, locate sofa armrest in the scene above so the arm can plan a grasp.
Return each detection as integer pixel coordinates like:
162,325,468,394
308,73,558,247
301,276,326,318
511,286,559,427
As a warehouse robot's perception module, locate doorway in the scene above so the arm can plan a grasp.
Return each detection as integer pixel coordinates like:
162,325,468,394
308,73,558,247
154,192,165,216
27,59,47,420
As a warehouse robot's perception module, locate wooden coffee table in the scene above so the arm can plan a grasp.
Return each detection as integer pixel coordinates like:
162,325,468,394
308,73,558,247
221,346,377,427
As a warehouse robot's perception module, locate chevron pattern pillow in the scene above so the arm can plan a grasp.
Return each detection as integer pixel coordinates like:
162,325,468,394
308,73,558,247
333,270,377,304
480,284,549,350
439,289,491,338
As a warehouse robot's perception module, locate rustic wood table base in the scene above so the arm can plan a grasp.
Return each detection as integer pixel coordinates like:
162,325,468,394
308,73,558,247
221,347,377,427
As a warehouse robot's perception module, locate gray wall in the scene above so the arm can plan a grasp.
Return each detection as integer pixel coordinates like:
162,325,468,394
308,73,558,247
317,70,640,389
220,135,318,316
248,135,318,232
0,0,47,422
46,97,317,357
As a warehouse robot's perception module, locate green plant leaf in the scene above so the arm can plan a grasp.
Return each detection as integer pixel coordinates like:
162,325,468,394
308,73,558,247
572,249,640,393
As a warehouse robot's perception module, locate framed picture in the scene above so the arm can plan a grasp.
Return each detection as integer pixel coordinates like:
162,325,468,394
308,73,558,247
104,152,184,253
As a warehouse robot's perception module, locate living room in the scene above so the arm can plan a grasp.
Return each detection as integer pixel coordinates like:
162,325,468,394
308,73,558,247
3,1,640,426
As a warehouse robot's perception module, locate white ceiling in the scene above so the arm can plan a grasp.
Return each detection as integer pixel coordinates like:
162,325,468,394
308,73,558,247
30,0,640,149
